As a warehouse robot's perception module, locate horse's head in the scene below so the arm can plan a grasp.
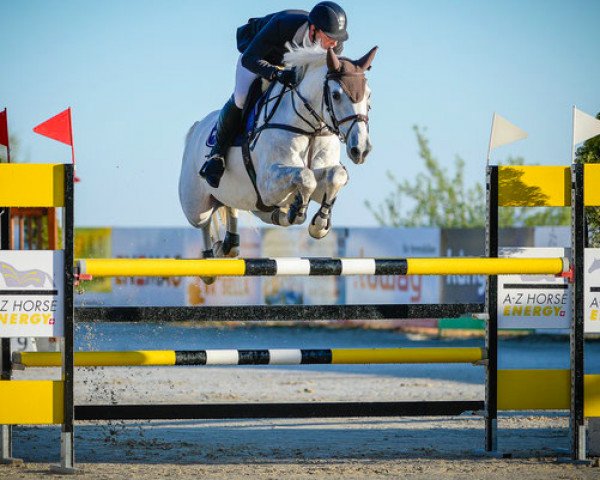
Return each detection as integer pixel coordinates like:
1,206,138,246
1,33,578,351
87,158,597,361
325,46,377,164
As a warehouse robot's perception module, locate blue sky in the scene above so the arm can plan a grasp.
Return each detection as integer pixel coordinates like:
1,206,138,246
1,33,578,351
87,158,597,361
1,0,599,228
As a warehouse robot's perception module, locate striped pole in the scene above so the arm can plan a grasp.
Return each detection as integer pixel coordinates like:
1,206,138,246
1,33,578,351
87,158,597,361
14,347,485,368
76,257,569,278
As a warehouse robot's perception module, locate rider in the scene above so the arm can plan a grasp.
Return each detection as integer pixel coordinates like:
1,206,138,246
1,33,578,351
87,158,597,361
199,2,349,188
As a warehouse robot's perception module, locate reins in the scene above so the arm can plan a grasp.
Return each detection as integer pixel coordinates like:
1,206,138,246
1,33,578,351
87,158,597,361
241,65,369,211
248,68,369,150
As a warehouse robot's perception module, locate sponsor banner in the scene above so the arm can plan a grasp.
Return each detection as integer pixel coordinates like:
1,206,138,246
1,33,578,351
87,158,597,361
440,228,486,304
499,228,535,248
109,228,188,306
585,249,600,333
498,248,570,329
345,228,440,304
74,227,113,293
78,228,189,307
185,228,262,306
534,226,570,248
0,250,64,337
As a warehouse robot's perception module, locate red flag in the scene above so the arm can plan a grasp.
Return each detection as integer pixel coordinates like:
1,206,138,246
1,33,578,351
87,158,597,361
33,108,73,146
0,108,8,148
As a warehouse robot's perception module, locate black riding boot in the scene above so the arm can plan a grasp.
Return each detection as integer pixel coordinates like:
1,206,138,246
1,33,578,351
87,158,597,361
199,96,243,188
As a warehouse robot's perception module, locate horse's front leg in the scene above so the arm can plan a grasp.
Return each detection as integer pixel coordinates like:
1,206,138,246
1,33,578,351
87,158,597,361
309,164,348,239
260,164,317,226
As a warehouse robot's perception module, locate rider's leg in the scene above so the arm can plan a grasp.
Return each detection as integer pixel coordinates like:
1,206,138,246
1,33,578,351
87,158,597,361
199,55,257,189
199,95,242,188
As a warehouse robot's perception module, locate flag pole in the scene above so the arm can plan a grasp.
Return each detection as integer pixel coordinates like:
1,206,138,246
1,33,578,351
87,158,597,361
486,112,496,168
571,105,577,164
2,108,9,163
68,108,80,182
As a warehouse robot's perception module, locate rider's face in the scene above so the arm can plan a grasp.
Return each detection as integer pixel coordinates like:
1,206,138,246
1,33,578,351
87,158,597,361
311,26,338,49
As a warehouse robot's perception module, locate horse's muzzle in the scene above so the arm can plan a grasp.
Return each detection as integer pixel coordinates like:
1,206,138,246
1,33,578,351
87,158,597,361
349,143,372,165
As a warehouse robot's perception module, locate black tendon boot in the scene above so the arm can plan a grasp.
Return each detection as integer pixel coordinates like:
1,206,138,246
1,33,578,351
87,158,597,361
199,96,243,188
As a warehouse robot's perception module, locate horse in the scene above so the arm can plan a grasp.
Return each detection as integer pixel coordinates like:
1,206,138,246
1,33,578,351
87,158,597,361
179,44,377,269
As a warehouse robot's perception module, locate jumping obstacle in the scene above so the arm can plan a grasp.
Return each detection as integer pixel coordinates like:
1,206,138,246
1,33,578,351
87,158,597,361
2,162,600,472
14,347,486,367
76,256,569,278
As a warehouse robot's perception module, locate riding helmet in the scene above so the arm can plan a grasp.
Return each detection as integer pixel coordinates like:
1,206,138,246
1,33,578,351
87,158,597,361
308,2,348,41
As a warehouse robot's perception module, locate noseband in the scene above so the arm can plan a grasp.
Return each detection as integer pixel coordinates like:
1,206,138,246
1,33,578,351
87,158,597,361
249,69,369,147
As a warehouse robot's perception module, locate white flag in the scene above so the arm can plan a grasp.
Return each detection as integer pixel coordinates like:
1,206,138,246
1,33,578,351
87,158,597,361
573,107,600,146
489,113,528,151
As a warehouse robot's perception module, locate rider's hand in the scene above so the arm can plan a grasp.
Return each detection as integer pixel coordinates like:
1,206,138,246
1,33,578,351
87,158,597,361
275,68,299,88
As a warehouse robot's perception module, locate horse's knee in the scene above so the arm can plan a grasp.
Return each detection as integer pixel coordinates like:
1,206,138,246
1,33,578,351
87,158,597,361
297,169,317,195
328,165,348,189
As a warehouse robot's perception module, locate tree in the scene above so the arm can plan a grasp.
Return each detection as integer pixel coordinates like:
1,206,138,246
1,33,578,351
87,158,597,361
0,135,21,163
574,111,600,246
366,126,570,228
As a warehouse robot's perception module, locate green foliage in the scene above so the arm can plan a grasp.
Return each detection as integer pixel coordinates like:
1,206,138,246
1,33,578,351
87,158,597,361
366,126,570,228
497,157,571,228
365,126,486,228
0,135,24,163
574,111,600,247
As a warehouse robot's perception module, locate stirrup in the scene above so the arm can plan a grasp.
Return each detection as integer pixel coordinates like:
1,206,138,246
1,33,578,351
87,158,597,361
199,155,225,188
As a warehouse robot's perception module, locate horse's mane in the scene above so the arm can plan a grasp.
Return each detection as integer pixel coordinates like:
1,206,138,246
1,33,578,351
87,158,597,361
283,43,327,69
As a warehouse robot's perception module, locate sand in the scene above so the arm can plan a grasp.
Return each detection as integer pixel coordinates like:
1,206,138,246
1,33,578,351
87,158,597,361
3,362,599,479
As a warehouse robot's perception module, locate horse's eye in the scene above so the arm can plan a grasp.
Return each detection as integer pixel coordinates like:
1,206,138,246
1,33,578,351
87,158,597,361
332,91,341,101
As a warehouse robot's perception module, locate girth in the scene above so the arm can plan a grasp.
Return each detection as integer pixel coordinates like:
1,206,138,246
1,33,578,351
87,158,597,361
241,140,276,213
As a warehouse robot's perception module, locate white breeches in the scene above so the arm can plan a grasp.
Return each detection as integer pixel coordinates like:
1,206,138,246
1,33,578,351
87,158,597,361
233,55,259,109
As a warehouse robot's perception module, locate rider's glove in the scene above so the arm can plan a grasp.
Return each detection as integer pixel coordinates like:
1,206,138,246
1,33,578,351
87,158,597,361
275,68,300,88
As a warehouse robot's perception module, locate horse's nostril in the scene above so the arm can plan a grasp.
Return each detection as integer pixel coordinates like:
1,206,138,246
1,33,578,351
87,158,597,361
350,146,360,158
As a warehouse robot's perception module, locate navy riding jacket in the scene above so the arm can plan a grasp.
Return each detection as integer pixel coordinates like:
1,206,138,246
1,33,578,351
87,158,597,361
236,9,344,80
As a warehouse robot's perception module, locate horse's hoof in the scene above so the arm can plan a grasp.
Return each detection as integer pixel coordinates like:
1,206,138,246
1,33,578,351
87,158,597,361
287,193,308,225
309,212,331,239
272,209,291,227
288,207,307,225
308,223,330,239
223,232,240,257
201,248,217,284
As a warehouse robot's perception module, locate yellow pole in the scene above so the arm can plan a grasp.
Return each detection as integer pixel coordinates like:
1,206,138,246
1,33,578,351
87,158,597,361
405,257,568,276
78,258,246,278
77,257,569,278
17,351,177,367
331,347,485,364
17,348,485,367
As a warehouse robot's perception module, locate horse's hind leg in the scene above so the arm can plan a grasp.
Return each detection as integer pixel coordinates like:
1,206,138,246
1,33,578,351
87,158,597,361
200,221,215,259
198,219,218,285
253,207,291,227
309,165,348,239
222,207,240,257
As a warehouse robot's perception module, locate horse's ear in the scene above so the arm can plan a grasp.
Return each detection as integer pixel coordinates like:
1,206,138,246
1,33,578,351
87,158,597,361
327,48,341,72
355,46,378,71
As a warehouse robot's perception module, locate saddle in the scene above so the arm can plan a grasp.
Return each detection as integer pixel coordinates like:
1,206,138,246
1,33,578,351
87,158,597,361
206,78,275,212
205,78,267,148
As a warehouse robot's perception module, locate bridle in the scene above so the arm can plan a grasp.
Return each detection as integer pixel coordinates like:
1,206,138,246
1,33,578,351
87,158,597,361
322,71,370,142
249,68,369,148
